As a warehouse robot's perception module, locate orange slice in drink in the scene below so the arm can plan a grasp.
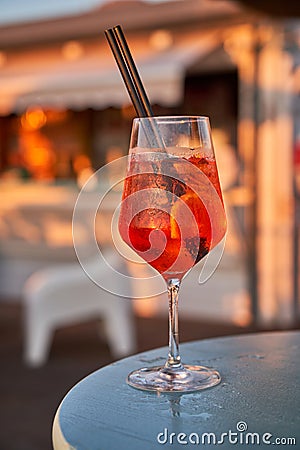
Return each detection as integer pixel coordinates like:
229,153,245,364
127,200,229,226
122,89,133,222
170,192,203,240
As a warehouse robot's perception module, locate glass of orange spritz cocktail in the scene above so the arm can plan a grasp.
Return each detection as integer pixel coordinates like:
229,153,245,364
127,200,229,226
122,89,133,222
119,116,227,392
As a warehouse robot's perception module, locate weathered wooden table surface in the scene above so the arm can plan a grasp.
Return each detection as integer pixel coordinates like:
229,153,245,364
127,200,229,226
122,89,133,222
53,331,300,449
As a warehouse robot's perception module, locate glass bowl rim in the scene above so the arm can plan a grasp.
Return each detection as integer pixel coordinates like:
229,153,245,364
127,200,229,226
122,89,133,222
133,115,210,124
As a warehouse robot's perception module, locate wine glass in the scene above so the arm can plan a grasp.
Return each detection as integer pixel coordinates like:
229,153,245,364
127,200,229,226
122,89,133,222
118,116,227,392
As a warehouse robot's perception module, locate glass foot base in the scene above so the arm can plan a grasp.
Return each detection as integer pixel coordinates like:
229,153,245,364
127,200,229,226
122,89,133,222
127,365,221,393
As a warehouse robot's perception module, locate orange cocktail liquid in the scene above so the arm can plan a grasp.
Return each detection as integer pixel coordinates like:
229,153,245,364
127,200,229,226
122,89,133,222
119,153,226,280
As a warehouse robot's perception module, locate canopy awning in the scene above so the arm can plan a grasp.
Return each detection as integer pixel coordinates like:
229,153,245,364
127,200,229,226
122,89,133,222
0,32,221,115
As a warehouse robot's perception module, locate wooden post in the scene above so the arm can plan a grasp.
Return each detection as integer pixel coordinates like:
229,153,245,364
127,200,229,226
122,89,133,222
225,23,295,327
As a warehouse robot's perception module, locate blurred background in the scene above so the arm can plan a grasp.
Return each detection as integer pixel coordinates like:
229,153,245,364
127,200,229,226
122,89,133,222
0,0,300,448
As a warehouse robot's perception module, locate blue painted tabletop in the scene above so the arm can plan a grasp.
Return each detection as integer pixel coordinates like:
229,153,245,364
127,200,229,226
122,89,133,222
53,331,300,449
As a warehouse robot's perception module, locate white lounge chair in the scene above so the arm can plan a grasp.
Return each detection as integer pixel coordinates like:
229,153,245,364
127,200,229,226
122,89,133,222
23,251,136,367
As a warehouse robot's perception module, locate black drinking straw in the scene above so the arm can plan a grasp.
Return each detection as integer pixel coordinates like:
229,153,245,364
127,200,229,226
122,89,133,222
105,25,153,118
105,25,166,151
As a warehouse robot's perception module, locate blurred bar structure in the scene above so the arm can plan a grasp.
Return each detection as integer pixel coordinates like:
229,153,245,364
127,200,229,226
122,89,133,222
0,0,300,330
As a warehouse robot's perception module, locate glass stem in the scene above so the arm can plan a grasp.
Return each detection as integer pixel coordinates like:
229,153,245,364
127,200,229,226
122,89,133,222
165,278,183,370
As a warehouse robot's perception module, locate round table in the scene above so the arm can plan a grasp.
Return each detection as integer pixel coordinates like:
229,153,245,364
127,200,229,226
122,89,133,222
53,331,300,449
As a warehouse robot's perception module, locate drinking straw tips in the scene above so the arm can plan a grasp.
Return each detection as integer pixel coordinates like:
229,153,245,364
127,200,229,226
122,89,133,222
105,25,166,151
104,25,153,118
